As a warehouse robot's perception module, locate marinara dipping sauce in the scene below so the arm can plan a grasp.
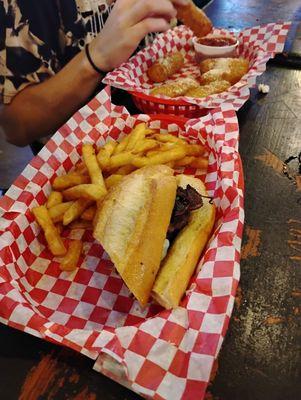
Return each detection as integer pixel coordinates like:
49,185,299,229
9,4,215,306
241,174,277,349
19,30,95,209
193,34,239,61
197,36,237,47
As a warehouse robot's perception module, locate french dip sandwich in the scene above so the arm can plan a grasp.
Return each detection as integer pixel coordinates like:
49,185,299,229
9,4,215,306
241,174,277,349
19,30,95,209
93,165,215,308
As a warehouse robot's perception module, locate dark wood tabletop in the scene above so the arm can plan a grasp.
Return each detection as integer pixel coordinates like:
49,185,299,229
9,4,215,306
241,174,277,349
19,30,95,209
1,1,301,399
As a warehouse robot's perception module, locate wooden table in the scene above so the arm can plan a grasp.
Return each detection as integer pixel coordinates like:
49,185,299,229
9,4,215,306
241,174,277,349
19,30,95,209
1,1,300,399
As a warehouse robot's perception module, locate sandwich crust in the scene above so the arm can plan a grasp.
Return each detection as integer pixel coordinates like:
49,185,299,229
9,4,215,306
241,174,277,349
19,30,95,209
152,175,216,309
93,165,177,306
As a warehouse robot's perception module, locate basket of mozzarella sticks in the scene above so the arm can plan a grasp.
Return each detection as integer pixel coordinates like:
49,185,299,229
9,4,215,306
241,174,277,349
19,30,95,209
104,2,290,117
0,87,244,399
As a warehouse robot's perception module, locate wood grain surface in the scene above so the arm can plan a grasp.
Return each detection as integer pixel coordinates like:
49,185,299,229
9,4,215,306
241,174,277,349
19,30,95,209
208,64,301,400
0,1,300,399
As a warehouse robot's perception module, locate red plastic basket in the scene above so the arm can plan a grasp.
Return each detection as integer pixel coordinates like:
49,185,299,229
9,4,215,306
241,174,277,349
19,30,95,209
132,91,209,118
141,113,188,127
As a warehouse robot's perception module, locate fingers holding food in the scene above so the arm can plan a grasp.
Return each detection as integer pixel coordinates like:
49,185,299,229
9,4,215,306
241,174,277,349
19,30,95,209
147,52,184,83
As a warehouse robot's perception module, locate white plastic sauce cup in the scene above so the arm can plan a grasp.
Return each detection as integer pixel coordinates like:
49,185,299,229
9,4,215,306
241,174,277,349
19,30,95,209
193,35,239,62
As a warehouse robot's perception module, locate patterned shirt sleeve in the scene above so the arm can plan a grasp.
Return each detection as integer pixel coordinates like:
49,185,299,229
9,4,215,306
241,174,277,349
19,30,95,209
0,0,62,104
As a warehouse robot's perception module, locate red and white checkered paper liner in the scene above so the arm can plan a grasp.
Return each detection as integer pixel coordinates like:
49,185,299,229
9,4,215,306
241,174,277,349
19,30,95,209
0,87,244,399
104,22,291,111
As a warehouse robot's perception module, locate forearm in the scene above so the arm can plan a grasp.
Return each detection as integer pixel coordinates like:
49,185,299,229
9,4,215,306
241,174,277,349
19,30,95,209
0,50,101,147
0,0,188,147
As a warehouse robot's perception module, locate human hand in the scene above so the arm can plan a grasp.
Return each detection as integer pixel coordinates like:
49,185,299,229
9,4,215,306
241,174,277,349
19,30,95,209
88,0,189,72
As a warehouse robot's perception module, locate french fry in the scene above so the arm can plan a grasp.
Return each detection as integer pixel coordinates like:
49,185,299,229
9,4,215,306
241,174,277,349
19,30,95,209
63,198,93,226
116,165,136,175
160,142,179,151
75,161,88,175
133,139,158,154
113,135,129,155
174,156,209,170
132,146,187,168
46,191,63,208
104,140,117,155
184,144,206,156
97,141,117,169
97,149,110,169
190,157,209,170
82,144,107,194
69,220,92,229
144,128,156,136
81,205,96,221
146,149,163,158
153,133,185,145
32,205,66,256
63,184,107,201
56,223,64,235
146,142,178,157
105,152,134,170
59,240,83,271
146,143,178,157
126,123,147,151
146,144,179,157
48,201,73,223
174,156,195,167
52,173,90,191
105,174,123,189
165,161,175,168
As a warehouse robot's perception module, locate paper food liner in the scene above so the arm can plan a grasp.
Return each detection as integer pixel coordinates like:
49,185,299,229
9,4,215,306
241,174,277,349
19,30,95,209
0,87,244,399
104,22,291,111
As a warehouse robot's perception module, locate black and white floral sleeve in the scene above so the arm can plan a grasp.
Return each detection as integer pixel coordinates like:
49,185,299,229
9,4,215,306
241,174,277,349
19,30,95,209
0,0,62,104
0,0,156,105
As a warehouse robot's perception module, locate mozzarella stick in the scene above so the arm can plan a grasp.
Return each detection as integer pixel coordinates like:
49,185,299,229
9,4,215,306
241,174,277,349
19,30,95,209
186,81,231,98
151,78,199,98
147,52,184,83
175,0,212,38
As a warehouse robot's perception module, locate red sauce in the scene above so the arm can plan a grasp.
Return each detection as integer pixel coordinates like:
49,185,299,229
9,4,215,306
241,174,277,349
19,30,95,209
198,36,237,47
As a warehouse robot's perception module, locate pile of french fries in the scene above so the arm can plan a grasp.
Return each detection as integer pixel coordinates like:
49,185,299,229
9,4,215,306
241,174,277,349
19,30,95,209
32,123,208,271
